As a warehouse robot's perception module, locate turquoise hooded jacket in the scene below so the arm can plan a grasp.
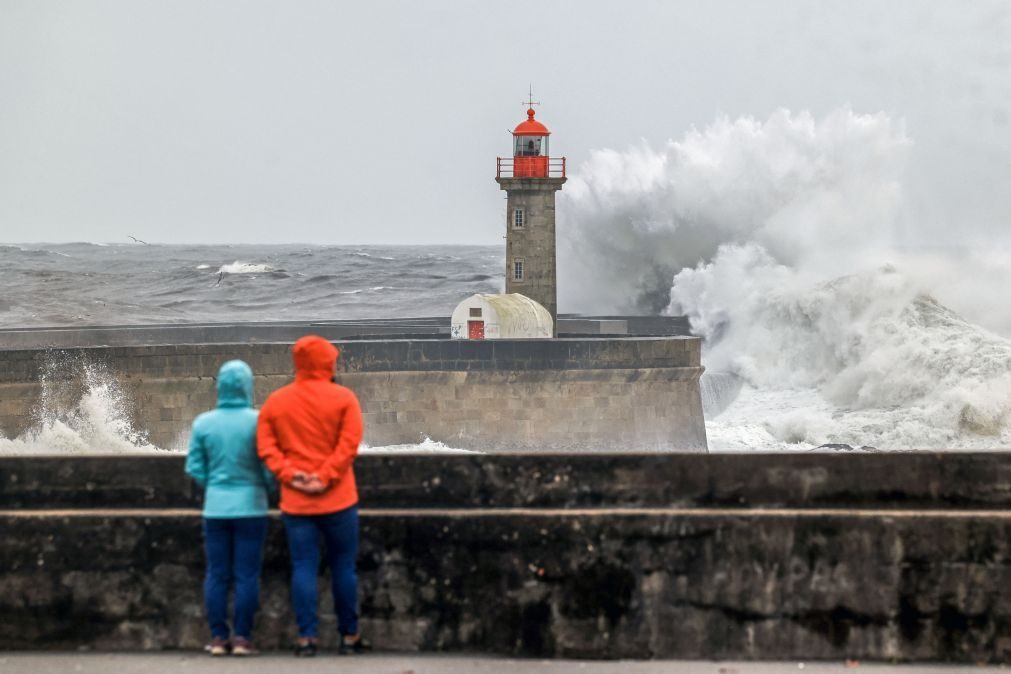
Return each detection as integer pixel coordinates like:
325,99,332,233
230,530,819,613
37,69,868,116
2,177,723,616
185,360,275,518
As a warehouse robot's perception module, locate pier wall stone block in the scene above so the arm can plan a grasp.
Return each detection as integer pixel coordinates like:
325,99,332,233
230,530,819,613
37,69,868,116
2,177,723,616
0,338,706,452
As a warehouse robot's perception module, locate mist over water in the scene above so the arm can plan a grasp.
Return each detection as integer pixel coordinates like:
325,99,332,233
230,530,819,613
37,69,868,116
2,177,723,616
559,108,1011,450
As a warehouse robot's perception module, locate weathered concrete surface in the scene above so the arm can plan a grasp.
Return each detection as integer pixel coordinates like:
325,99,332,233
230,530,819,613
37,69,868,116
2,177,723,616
5,507,1011,659
0,316,691,350
0,318,452,350
4,453,1011,511
3,454,1011,661
0,653,1000,673
0,338,706,451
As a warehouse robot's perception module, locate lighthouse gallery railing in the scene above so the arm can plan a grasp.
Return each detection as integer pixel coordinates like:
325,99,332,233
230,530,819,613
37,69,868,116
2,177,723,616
496,157,566,179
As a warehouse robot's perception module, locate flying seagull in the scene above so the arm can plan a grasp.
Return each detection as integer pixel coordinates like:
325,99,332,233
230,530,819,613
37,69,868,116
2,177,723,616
127,235,149,245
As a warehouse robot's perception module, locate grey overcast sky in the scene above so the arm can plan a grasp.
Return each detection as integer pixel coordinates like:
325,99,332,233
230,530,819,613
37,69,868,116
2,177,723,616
0,0,1008,245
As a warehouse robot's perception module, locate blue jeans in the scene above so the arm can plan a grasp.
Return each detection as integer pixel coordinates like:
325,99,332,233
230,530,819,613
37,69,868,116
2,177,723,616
282,505,359,638
203,516,268,640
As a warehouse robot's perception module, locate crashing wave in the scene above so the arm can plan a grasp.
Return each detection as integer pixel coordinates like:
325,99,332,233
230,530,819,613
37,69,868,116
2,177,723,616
560,107,1011,449
218,261,275,274
0,354,157,454
675,252,1011,448
700,371,745,418
558,107,908,315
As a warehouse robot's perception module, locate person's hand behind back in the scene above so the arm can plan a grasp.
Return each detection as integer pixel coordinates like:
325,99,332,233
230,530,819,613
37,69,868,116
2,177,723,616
291,471,326,494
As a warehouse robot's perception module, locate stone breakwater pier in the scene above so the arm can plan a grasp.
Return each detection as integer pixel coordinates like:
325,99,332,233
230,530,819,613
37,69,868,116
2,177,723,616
4,452,1011,662
0,320,706,452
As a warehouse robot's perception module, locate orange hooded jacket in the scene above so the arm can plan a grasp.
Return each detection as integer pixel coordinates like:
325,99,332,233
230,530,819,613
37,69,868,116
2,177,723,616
257,335,363,515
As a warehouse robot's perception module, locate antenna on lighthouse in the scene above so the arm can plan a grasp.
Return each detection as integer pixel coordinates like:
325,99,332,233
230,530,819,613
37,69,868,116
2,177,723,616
523,84,540,110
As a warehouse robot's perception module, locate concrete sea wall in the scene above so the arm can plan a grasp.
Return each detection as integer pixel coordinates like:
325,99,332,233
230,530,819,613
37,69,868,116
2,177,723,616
0,316,691,349
0,337,706,452
3,452,1011,661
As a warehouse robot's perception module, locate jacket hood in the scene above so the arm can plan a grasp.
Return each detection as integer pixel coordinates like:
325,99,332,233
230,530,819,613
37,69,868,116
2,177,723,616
293,335,340,381
216,360,254,408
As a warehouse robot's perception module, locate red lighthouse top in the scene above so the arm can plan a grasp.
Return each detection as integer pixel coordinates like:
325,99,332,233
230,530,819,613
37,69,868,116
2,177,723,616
513,108,550,136
496,88,566,179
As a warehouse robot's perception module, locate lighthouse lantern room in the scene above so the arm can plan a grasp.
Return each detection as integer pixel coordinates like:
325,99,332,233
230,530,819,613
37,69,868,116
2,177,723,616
497,91,566,180
511,109,550,178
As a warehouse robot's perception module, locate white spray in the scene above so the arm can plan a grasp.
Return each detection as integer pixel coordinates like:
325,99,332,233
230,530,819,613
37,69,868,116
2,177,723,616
0,354,157,454
559,108,1011,449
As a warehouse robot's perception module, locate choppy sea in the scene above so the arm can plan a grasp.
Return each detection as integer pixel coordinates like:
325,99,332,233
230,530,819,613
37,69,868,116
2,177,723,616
3,241,1011,454
0,242,502,326
0,243,508,453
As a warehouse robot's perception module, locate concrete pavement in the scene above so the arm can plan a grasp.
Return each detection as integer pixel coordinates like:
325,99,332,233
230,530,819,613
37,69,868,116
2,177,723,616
0,654,1004,673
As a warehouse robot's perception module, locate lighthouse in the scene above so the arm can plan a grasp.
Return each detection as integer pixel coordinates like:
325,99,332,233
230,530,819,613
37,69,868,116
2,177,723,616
496,93,566,334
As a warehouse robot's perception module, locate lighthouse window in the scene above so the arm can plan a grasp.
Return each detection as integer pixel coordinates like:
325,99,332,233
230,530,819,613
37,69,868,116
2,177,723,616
513,259,525,282
513,209,525,228
514,136,545,157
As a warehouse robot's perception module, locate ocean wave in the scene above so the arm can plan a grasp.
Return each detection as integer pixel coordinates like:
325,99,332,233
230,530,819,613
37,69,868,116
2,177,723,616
0,355,157,454
3,246,69,258
0,354,477,453
351,251,396,261
218,261,275,274
0,243,503,327
562,107,1011,449
360,436,478,454
560,107,907,314
407,273,449,280
682,252,1011,449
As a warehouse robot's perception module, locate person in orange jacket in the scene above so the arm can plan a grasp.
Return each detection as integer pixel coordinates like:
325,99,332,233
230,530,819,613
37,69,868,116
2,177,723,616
257,335,369,656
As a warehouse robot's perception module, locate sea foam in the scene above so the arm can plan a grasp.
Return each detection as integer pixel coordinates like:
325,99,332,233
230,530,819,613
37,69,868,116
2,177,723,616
559,107,1011,449
218,261,274,274
0,355,157,454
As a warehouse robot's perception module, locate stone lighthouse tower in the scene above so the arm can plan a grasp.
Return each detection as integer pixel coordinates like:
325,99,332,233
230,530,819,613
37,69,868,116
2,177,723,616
496,96,566,333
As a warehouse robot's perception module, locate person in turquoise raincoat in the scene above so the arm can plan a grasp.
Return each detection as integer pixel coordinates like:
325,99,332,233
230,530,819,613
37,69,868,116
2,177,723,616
185,359,275,656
